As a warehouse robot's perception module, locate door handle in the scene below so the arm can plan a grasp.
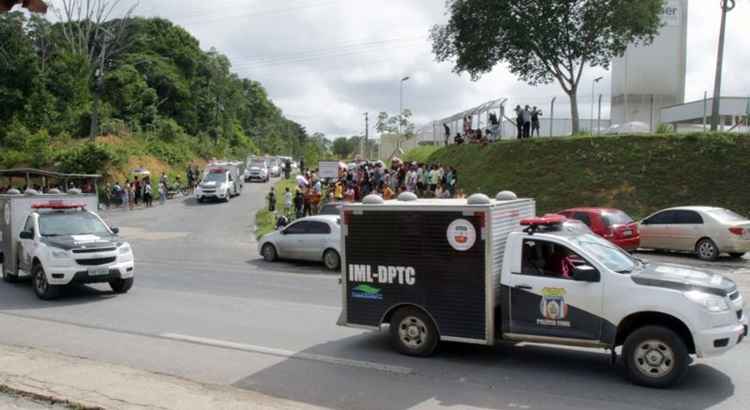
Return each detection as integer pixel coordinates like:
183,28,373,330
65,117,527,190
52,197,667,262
515,284,533,290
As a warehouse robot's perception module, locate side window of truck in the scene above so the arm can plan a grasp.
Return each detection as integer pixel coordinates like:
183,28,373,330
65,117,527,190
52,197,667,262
520,239,584,280
23,216,34,235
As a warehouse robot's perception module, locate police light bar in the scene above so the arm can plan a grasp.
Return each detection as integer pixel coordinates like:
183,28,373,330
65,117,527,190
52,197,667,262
209,168,226,173
32,201,86,210
520,214,566,226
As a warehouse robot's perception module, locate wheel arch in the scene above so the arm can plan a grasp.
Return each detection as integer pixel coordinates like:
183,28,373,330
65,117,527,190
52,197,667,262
380,303,441,336
615,311,696,354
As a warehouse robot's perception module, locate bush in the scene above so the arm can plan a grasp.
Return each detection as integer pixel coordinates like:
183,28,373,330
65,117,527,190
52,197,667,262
56,142,118,175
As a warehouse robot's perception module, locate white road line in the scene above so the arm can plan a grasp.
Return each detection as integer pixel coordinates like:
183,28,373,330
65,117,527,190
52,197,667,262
159,333,413,376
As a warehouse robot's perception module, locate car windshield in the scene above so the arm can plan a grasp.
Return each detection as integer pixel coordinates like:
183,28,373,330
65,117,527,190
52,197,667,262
568,233,636,273
603,210,633,227
202,172,227,184
706,208,746,223
39,211,111,237
251,161,266,167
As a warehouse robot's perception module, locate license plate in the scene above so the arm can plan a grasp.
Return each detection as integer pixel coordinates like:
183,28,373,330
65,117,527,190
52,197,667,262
623,230,632,237
88,267,109,276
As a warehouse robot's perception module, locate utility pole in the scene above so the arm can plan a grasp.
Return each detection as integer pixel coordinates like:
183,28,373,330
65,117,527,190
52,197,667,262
590,76,603,133
363,112,369,159
711,0,735,131
549,97,556,137
597,94,602,136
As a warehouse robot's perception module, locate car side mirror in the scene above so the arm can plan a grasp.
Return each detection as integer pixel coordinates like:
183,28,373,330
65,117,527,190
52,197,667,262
111,227,120,235
572,264,600,282
19,231,34,240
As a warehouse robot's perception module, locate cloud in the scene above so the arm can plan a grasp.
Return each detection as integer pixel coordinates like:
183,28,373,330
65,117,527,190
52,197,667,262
119,0,750,137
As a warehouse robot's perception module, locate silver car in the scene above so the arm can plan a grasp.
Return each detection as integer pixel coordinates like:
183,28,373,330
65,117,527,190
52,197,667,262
639,206,750,260
258,215,341,270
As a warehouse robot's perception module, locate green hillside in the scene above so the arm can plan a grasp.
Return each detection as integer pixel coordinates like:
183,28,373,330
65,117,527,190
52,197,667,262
424,133,750,218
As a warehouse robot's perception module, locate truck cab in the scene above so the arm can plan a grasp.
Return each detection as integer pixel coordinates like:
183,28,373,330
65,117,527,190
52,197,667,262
338,193,747,388
196,168,237,202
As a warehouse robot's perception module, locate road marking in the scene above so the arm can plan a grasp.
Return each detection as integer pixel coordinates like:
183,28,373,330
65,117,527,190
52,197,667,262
159,333,413,376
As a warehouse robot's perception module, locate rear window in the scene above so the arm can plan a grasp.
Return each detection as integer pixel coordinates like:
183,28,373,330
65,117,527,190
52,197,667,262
602,210,633,227
706,208,747,222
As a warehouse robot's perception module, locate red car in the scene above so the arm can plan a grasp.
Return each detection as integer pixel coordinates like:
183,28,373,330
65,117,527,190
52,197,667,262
557,208,640,251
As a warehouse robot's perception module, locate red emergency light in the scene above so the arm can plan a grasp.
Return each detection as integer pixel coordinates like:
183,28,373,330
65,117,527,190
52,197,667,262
209,168,226,173
521,214,566,234
32,201,86,210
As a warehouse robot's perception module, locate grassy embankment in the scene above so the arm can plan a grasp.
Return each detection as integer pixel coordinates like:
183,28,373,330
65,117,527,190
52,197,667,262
414,133,750,218
254,178,298,239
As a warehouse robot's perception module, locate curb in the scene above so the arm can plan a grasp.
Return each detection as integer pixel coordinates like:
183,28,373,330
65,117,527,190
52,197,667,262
0,384,100,410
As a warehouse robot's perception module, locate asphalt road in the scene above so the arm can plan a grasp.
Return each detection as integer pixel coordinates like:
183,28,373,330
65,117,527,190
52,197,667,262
1,180,749,410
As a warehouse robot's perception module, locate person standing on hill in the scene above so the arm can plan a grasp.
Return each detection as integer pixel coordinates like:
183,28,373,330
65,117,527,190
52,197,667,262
514,105,523,139
531,106,542,137
522,105,532,139
267,187,276,213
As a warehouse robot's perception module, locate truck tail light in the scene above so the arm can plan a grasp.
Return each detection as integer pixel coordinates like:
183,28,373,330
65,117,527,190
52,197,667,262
343,210,352,225
729,227,745,236
474,212,485,228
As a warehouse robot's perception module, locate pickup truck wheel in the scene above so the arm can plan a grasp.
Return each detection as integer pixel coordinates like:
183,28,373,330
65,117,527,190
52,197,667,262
696,238,719,261
32,264,60,300
109,277,134,294
623,326,689,388
390,307,438,357
261,243,277,262
2,269,19,283
323,249,340,271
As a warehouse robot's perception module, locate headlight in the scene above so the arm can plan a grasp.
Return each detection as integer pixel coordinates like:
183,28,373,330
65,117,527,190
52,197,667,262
684,290,730,312
51,249,69,259
119,244,132,255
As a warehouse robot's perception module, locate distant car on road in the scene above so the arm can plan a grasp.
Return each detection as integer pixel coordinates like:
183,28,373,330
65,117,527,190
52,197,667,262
557,208,640,251
319,202,343,216
639,206,750,261
258,215,341,270
244,159,269,183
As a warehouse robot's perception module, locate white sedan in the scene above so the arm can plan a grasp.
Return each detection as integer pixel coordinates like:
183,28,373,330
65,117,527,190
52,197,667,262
258,215,341,270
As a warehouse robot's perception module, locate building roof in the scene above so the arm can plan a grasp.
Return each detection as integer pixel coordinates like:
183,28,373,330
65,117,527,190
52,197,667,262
661,97,750,124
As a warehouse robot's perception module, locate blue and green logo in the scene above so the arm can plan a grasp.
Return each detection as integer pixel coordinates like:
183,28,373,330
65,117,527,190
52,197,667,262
352,284,383,300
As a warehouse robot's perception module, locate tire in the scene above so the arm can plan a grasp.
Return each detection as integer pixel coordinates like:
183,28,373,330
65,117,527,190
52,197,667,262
109,277,134,294
261,243,277,262
695,238,719,261
197,197,204,203
390,307,439,357
32,263,60,300
729,252,745,259
323,249,340,271
1,269,19,283
623,326,689,388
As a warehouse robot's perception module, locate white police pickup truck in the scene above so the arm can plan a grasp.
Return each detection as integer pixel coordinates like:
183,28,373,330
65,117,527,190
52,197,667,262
338,192,747,388
1,198,135,300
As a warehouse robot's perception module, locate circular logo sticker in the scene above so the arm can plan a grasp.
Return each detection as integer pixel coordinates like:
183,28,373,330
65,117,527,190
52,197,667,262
447,219,476,251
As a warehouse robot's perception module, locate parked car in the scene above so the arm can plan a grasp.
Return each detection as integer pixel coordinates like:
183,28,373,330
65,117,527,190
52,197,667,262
319,202,343,216
639,206,750,261
558,208,640,250
258,215,341,270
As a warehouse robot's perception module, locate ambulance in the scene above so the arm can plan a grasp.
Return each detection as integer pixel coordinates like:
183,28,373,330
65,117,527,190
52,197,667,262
338,192,747,388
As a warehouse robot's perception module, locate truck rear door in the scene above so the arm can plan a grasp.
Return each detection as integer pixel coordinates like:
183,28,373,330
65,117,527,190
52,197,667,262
504,237,605,342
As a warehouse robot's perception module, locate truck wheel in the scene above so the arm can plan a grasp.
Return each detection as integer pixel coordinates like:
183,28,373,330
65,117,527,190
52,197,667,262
109,277,134,294
623,326,689,388
261,243,277,262
32,263,60,300
323,249,340,271
390,307,439,357
695,238,719,261
1,269,19,283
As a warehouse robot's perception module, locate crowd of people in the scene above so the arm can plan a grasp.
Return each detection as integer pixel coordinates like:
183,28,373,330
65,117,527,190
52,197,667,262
268,159,462,223
103,172,175,210
442,105,543,145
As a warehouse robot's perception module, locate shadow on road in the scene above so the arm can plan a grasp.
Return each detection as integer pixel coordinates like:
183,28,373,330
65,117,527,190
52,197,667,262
635,250,749,268
246,258,336,275
0,279,118,310
233,332,734,410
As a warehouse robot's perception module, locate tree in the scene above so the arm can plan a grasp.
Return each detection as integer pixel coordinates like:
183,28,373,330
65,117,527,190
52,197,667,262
332,137,354,159
57,0,137,139
375,110,415,136
431,0,664,133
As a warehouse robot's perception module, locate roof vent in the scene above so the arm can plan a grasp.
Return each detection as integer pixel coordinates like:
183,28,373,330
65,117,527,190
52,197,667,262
362,194,385,204
6,188,21,195
48,188,61,194
496,191,518,201
467,193,491,205
397,191,418,202
68,188,82,195
24,188,40,196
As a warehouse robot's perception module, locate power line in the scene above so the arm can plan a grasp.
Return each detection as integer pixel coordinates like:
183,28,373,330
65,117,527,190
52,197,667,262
164,0,340,26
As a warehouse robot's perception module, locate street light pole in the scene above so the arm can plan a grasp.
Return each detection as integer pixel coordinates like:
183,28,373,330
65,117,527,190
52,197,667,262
590,76,603,133
711,0,735,131
399,76,410,136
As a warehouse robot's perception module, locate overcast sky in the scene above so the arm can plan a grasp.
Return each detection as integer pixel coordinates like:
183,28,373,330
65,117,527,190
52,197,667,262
53,0,750,138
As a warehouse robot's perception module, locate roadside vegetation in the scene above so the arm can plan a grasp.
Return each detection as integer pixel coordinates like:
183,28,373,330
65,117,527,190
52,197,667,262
0,13,325,181
419,133,750,218
254,178,298,239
